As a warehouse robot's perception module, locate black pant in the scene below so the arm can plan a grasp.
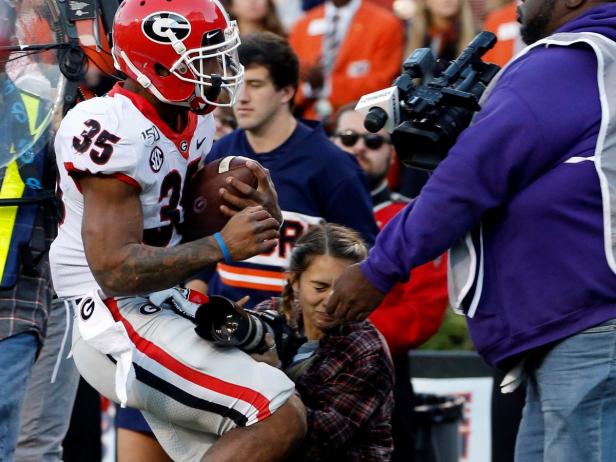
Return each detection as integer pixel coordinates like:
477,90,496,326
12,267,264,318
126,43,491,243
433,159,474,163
391,353,416,462
63,378,102,462
491,368,526,462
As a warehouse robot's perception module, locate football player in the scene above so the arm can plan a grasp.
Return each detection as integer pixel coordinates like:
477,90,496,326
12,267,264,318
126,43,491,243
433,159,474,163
50,0,306,461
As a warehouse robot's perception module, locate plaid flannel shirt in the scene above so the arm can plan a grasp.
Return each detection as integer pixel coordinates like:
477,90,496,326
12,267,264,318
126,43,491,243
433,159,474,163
0,202,56,343
295,320,395,461
254,298,395,460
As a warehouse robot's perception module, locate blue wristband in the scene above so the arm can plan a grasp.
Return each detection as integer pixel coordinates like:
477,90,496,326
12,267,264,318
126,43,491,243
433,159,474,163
214,232,233,263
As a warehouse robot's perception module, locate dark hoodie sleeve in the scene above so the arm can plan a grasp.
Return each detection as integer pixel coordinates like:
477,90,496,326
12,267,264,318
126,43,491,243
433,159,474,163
361,44,601,292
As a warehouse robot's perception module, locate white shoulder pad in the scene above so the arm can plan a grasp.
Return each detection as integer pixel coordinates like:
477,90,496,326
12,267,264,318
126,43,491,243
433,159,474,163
55,96,140,185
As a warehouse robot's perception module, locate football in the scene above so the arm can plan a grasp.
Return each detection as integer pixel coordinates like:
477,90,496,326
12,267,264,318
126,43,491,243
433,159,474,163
183,156,259,239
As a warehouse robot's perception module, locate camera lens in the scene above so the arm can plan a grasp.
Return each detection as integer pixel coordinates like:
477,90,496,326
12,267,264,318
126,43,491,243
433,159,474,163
364,107,388,133
214,313,241,341
194,295,270,353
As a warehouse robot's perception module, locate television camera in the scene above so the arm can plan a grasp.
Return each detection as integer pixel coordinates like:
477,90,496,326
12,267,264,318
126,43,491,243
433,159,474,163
355,31,501,171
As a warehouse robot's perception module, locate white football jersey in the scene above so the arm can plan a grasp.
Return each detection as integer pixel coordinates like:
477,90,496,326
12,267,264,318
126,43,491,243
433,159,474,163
50,85,215,298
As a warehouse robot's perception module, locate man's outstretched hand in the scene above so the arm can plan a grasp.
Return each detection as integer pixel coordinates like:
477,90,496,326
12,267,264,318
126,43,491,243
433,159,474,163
325,263,386,321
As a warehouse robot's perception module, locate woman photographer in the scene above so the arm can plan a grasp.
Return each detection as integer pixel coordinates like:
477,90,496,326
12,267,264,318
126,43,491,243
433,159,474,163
254,224,395,461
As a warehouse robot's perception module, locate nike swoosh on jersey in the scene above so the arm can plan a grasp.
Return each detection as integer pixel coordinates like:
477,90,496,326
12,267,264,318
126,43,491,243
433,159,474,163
196,137,207,150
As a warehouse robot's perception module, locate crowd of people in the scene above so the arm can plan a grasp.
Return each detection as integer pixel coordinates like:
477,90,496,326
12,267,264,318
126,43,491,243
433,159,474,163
2,0,616,461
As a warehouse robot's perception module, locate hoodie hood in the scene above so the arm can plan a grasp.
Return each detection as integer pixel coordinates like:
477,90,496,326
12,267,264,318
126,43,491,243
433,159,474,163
557,3,616,40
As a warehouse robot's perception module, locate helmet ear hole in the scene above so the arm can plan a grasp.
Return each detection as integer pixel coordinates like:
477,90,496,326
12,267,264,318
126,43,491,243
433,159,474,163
154,63,171,77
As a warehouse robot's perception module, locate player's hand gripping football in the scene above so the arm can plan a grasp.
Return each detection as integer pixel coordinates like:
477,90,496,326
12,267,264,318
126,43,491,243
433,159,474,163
219,161,283,225
218,205,280,261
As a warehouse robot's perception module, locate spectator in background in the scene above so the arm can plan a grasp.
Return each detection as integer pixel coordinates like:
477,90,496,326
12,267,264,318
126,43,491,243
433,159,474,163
213,107,238,140
255,224,394,461
227,0,286,36
483,0,523,67
289,0,404,120
333,103,448,462
189,32,378,305
406,0,476,70
272,0,305,33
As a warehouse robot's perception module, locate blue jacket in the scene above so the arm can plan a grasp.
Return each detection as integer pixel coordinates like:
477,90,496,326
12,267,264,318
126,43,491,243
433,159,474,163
362,4,616,367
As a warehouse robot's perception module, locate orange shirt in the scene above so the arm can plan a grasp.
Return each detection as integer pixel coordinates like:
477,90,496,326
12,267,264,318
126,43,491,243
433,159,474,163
483,2,521,68
289,1,404,119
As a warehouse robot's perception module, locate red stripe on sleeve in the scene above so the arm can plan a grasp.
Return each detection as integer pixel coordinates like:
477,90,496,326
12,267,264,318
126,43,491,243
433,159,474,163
63,162,142,192
111,173,141,191
64,162,83,193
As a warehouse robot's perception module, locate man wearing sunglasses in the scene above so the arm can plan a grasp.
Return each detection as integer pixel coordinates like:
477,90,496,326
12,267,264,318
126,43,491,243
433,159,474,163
333,108,393,194
332,103,448,462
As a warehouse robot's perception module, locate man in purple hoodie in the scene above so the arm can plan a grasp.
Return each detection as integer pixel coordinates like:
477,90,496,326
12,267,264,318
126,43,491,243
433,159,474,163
326,0,616,460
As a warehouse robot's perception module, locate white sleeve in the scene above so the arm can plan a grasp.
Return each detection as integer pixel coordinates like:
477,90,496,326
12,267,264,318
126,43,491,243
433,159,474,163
55,98,140,189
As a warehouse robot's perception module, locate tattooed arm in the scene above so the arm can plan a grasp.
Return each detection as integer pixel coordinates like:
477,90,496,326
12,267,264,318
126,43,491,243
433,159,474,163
81,175,280,296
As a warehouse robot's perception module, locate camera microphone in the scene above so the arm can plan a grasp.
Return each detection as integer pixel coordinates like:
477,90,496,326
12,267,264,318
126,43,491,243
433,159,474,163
355,86,400,133
364,107,388,133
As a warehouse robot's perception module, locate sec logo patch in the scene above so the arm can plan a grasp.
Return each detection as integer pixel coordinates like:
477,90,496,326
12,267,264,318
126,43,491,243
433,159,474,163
149,146,164,172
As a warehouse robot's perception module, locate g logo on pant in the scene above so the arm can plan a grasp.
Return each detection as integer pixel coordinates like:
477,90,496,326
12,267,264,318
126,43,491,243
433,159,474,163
81,298,95,320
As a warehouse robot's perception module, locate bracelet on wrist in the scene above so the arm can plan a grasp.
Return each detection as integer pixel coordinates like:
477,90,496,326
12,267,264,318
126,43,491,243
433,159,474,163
213,232,233,263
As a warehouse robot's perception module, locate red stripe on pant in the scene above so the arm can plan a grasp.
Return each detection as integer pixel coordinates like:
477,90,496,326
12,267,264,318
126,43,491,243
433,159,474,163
105,298,272,421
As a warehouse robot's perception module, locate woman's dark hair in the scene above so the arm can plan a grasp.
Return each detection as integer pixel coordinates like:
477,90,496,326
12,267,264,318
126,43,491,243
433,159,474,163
280,224,368,321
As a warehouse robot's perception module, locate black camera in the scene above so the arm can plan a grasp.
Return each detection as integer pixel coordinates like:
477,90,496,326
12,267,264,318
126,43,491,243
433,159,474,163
195,295,305,367
356,31,501,171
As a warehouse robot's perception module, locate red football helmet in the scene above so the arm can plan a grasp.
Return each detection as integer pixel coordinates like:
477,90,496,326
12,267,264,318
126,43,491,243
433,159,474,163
112,0,243,114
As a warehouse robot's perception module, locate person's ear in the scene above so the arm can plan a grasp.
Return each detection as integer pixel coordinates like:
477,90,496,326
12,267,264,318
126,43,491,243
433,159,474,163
563,0,585,9
280,85,296,106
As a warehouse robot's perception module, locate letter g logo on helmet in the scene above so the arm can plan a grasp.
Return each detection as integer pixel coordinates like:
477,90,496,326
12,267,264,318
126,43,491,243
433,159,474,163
142,12,191,44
